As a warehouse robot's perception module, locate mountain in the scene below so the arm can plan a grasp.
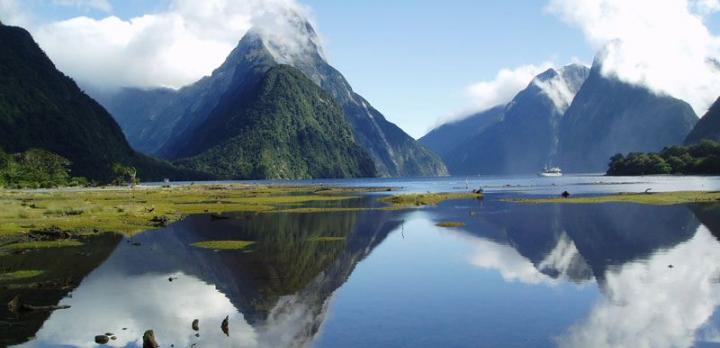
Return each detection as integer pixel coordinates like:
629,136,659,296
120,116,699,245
0,23,197,182
98,17,447,178
557,60,698,172
419,105,505,158
173,65,376,179
685,97,720,144
442,64,590,175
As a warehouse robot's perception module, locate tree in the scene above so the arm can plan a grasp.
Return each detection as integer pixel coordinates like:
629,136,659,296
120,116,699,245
112,163,139,186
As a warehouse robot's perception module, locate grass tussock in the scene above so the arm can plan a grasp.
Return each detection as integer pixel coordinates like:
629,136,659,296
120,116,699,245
0,269,44,281
380,192,482,207
436,221,466,228
191,240,255,250
509,191,720,205
2,240,83,250
307,236,346,242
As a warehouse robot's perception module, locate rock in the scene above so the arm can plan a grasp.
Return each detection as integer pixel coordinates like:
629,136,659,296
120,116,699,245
143,330,159,348
210,213,229,220
192,319,199,331
221,316,229,336
561,191,571,198
105,332,114,336
7,296,20,313
150,215,169,227
94,335,109,344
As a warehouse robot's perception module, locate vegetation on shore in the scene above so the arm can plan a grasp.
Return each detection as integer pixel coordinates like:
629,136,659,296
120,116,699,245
0,185,359,241
192,240,255,250
510,191,720,205
0,270,44,281
607,140,720,175
436,221,465,228
379,192,483,207
0,147,88,189
0,184,484,253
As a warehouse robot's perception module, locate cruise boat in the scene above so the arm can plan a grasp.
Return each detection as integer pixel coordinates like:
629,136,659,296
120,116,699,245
538,166,563,177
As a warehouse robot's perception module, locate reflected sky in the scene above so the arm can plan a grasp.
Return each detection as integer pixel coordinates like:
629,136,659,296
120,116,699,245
9,190,720,348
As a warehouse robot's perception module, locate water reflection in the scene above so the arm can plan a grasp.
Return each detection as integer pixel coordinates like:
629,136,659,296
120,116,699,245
15,203,401,347
452,200,720,348
7,195,720,348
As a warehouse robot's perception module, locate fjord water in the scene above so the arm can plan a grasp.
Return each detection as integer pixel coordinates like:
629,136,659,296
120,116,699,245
10,175,720,348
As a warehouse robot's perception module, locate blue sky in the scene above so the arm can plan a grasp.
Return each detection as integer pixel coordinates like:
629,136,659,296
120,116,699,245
4,0,720,138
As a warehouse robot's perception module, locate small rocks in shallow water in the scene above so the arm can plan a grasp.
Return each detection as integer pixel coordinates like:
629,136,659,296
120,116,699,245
168,276,177,282
192,319,199,331
150,215,169,227
143,330,159,348
221,316,229,336
94,335,109,344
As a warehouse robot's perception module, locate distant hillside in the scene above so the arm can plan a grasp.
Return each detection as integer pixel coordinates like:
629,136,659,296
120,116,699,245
557,60,697,172
96,17,447,178
443,64,589,175
0,23,203,182
174,65,376,179
419,106,505,158
685,98,720,144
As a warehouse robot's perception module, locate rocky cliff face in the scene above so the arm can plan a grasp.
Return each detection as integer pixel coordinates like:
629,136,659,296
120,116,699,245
557,60,697,172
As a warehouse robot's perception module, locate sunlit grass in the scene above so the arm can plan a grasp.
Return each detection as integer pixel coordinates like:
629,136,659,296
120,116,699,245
307,236,346,242
379,192,482,207
0,269,44,281
2,240,83,250
436,221,465,228
191,240,255,250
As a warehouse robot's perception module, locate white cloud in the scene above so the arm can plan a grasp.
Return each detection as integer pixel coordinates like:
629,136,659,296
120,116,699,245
53,0,112,13
547,0,720,116
465,62,553,113
557,225,720,348
15,0,313,90
435,62,554,126
0,0,30,27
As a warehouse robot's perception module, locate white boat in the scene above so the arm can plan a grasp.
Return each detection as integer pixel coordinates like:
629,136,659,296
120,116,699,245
538,166,563,177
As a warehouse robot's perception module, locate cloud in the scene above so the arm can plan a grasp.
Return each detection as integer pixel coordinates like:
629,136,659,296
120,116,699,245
465,63,553,113
53,0,112,13
0,0,30,27
547,0,720,116
15,0,312,90
557,225,720,348
435,62,555,126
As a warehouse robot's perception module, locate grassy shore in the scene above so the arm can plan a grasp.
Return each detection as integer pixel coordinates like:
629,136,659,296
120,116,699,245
0,185,483,250
0,184,363,240
379,192,483,207
510,191,720,205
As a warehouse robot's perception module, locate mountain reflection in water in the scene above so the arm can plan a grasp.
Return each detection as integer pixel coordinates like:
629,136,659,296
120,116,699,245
8,196,720,348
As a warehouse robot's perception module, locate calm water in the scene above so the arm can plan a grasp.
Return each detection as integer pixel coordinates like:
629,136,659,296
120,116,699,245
6,175,720,348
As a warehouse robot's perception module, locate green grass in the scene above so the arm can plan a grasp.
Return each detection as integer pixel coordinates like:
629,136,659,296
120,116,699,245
509,191,720,205
436,221,465,228
2,240,83,250
307,236,346,242
379,192,482,207
0,184,365,239
0,269,44,281
191,240,255,250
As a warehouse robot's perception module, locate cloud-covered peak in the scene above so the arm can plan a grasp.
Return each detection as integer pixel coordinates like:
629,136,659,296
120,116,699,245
528,63,589,113
548,0,720,116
